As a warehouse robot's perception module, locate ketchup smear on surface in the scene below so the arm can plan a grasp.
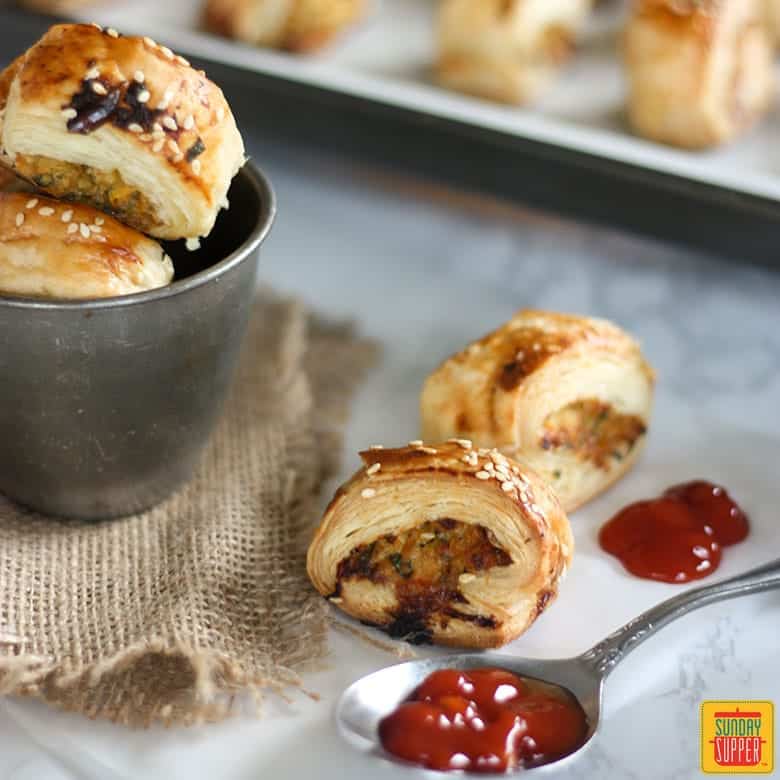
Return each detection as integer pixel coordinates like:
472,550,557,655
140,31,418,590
599,480,749,584
378,668,588,773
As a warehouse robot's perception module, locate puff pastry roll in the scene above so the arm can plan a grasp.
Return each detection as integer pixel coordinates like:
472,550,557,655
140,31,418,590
204,0,366,52
420,311,655,513
0,24,245,240
307,442,573,649
437,0,593,105
0,192,172,298
625,0,773,149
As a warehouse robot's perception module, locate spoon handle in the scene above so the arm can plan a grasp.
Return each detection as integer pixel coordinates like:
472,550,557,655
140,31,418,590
579,557,780,678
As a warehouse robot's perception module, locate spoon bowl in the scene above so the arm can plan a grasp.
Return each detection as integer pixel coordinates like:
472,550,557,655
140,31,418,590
336,558,780,774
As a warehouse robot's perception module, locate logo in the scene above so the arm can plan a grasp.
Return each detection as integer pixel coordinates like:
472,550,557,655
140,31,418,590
701,701,774,774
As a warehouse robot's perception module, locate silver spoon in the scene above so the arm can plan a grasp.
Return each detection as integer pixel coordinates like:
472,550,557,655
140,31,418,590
337,558,780,774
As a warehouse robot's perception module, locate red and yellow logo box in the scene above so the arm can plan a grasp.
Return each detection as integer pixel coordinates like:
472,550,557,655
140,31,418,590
701,701,774,774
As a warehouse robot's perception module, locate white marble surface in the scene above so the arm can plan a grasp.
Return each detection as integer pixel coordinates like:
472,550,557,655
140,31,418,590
1,135,780,780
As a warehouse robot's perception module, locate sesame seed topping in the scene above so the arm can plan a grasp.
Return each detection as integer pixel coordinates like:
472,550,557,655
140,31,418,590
91,81,107,96
106,28,119,38
484,462,495,472
183,115,195,130
185,237,201,251
38,206,55,217
163,116,178,131
191,159,201,175
128,123,143,134
15,213,24,227
216,106,225,122
152,122,163,134
172,152,184,163
366,463,381,475
459,573,476,584
79,223,90,238
369,444,384,450
61,210,73,222
496,463,510,476
447,438,473,449
67,222,78,234
95,235,107,242
477,448,490,456
361,488,376,499
160,45,174,60
95,217,104,225
475,471,491,480
61,108,77,119
134,70,145,83
90,225,102,233
408,440,423,447
419,446,438,454
143,36,156,48
86,66,100,80
152,138,165,153
175,55,190,67
137,89,151,104
166,139,180,154
90,22,103,30
501,481,515,493
25,198,38,209
495,473,508,483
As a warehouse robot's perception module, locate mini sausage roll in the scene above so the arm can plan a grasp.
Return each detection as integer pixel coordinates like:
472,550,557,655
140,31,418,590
307,442,573,649
421,311,655,513
0,24,245,240
0,192,172,298
204,0,367,52
625,0,773,149
437,0,593,105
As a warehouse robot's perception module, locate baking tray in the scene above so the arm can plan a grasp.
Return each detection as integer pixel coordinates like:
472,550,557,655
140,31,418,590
5,1,780,266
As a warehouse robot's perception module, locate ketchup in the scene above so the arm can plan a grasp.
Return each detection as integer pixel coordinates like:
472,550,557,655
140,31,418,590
599,480,749,584
378,668,588,773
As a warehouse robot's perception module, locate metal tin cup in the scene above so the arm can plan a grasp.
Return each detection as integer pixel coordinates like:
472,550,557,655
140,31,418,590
0,163,275,520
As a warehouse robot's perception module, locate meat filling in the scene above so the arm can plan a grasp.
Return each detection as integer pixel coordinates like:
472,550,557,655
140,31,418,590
337,518,512,643
541,399,646,469
14,154,160,233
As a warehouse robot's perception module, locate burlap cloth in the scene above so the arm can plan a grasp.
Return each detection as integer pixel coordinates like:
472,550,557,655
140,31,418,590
0,291,377,727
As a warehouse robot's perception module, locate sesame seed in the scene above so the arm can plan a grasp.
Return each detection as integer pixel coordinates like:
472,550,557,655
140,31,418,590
185,237,201,251
484,462,495,472
38,207,54,217
79,223,91,238
475,471,491,480
152,123,164,135
137,89,151,104
15,213,24,227
408,440,423,447
216,106,225,121
182,115,195,130
459,573,476,584
191,159,201,175
160,45,174,60
369,444,384,450
477,448,490,456
162,116,177,131
91,81,107,96
143,36,156,48
95,235,107,242
139,133,153,142
175,55,190,67
61,108,77,120
25,198,38,209
447,438,473,449
95,217,104,225
90,22,103,30
61,210,73,223
90,224,102,233
152,138,165,153
166,139,180,154
366,463,381,475
419,446,438,454
86,66,100,80
501,481,515,493
106,28,119,38
361,488,376,499
128,123,143,134
172,152,184,163
134,70,145,83
496,463,510,476
67,222,78,234
329,596,344,604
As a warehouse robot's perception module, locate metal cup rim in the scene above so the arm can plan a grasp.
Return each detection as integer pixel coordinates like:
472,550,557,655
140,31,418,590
0,160,276,311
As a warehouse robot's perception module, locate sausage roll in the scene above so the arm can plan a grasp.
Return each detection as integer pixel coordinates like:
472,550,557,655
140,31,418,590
0,24,245,240
0,192,172,298
204,0,367,52
307,441,573,649
437,0,593,105
420,311,655,513
625,0,773,149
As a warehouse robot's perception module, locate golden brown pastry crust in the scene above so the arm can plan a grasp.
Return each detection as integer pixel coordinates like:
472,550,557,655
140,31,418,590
0,192,172,298
437,0,593,105
625,0,773,149
420,310,655,513
0,24,245,239
203,0,367,52
307,441,573,649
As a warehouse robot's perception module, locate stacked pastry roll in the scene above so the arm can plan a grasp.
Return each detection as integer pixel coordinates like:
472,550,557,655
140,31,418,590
421,310,655,513
0,23,246,299
307,441,573,648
